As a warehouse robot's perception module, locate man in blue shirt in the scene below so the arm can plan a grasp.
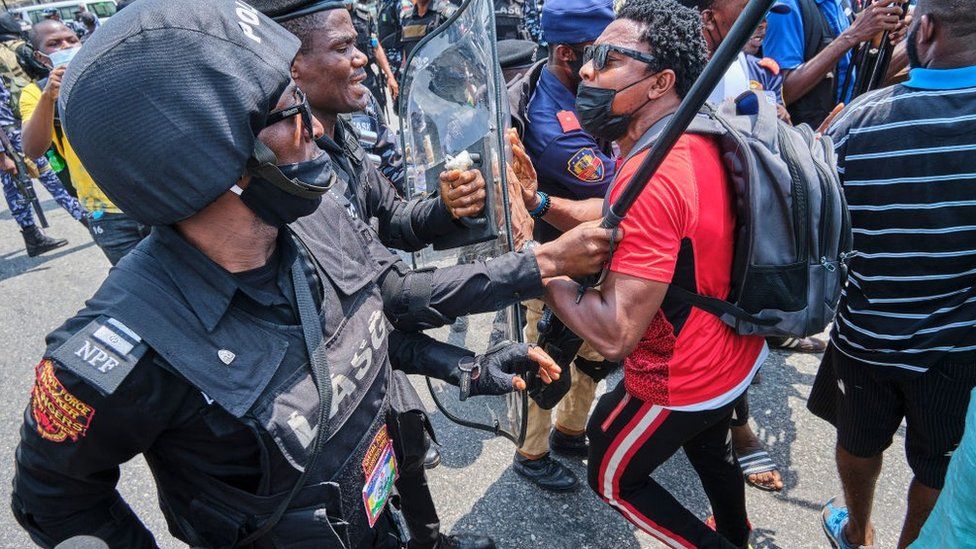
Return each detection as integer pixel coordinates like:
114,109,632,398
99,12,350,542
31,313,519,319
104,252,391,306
513,0,617,493
763,0,905,127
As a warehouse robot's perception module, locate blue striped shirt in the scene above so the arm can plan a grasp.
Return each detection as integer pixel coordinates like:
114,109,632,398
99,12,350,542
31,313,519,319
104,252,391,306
827,65,976,375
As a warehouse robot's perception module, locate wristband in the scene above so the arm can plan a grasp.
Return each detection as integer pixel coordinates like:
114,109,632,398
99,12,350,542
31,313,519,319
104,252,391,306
528,191,551,219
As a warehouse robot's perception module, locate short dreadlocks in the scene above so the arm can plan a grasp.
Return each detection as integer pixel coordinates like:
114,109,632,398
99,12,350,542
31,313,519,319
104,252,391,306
617,0,709,98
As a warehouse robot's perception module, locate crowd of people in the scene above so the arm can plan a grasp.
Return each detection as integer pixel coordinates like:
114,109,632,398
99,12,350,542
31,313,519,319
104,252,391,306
3,0,976,548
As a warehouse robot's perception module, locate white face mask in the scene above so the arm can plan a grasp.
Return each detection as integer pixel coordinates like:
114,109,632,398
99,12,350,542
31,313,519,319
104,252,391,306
42,46,81,68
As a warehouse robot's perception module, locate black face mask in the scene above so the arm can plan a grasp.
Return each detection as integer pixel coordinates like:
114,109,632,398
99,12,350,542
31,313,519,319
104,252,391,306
576,75,653,141
237,151,334,227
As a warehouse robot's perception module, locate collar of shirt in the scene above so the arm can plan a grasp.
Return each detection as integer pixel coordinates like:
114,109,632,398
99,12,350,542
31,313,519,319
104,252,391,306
152,225,298,332
905,65,976,91
537,67,578,112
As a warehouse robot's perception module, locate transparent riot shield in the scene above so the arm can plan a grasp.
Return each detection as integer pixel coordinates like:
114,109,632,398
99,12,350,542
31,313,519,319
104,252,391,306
399,0,526,445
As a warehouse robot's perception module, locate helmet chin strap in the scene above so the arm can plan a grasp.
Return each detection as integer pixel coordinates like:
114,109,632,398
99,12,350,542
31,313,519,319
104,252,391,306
245,140,333,199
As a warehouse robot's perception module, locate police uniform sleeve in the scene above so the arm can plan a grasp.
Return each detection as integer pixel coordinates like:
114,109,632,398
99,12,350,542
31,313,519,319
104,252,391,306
387,329,472,385
12,325,192,548
363,162,456,252
377,248,544,332
535,128,616,200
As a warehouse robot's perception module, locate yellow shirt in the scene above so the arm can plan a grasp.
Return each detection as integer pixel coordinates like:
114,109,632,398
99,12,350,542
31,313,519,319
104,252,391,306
20,82,120,214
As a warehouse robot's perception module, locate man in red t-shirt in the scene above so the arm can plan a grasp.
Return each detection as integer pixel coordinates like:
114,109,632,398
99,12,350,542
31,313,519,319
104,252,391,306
537,1,767,547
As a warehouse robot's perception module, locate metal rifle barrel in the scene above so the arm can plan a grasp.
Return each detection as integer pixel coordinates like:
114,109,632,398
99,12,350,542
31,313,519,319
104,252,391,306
601,0,776,230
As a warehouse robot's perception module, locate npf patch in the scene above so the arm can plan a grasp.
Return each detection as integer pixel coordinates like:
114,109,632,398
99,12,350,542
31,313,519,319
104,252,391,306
31,359,95,443
50,316,146,396
567,147,605,183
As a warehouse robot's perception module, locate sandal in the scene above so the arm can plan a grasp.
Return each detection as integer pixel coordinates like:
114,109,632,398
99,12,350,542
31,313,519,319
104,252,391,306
738,449,782,492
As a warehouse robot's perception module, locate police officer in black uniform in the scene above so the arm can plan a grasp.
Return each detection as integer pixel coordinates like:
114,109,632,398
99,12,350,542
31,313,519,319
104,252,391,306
253,3,620,548
394,0,457,75
346,88,405,193
10,2,565,547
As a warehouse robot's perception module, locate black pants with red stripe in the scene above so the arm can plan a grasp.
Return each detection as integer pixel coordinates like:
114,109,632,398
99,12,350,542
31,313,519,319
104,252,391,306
586,381,749,549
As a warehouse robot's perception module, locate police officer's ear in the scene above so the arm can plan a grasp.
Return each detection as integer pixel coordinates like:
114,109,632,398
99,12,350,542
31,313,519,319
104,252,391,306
553,44,580,65
700,8,718,32
645,68,677,101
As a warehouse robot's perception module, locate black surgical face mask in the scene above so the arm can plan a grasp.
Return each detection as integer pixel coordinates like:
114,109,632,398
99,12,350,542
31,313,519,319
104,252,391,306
236,151,333,227
576,76,653,141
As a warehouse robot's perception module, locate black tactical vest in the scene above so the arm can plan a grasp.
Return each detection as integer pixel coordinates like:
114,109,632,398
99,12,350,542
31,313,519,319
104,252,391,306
494,0,527,41
80,195,393,548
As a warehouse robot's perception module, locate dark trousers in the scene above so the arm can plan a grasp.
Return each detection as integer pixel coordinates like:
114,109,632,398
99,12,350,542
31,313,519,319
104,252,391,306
87,211,150,265
389,409,440,549
587,382,749,549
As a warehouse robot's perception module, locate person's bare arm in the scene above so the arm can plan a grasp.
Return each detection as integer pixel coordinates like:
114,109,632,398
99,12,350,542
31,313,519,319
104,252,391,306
782,0,903,105
374,42,399,100
543,271,668,361
22,68,65,159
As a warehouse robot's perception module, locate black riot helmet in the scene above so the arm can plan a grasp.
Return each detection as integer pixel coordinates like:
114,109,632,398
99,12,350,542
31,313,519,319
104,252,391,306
59,0,334,226
250,0,353,21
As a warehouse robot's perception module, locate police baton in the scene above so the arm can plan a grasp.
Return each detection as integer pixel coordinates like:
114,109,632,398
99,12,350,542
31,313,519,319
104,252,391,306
601,0,777,231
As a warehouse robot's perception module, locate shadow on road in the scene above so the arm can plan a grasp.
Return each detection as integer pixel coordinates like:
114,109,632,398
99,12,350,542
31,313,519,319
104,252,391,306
0,240,98,283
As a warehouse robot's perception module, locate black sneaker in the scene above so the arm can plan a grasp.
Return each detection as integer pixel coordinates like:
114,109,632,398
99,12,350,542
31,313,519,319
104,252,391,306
550,429,588,458
437,533,496,549
512,452,579,492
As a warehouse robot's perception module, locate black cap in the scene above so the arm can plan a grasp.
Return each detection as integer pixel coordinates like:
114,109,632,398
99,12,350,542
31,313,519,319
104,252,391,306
59,0,300,226
497,39,538,70
250,0,352,21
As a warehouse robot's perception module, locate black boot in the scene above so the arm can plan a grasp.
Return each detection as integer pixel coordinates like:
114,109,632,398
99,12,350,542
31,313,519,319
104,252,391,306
512,452,579,492
437,533,496,549
22,225,67,257
423,444,441,470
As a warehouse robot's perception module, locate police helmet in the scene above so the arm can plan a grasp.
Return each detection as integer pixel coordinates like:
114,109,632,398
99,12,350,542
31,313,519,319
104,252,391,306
60,0,303,226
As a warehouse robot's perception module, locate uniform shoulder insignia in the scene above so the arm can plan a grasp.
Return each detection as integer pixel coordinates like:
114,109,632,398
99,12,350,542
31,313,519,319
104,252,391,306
556,110,582,133
31,359,96,443
567,147,605,183
759,57,781,76
49,316,147,396
749,79,765,91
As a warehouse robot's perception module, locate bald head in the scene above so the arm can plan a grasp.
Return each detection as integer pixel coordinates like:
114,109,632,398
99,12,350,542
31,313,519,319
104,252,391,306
908,0,976,69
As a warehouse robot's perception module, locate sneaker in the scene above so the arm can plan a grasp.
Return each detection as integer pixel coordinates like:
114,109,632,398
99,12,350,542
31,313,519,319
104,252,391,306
512,452,579,492
821,497,875,549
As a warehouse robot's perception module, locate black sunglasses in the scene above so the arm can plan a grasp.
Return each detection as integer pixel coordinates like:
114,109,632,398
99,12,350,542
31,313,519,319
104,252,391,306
265,87,315,140
582,44,657,72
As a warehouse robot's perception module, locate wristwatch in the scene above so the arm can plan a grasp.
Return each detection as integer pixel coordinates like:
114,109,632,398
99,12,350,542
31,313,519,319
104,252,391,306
457,355,480,401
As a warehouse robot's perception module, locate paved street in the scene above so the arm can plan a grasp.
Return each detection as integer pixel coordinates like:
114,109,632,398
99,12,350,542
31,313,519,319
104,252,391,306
0,188,914,548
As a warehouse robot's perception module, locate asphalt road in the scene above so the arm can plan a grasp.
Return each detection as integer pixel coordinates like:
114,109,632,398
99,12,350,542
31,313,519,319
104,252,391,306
0,189,914,548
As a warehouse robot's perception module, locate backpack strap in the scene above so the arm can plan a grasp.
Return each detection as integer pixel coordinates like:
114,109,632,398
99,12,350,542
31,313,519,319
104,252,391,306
667,286,779,326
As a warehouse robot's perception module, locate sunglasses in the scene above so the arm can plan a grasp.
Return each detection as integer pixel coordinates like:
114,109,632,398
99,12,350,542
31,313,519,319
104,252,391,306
582,44,658,72
265,87,315,140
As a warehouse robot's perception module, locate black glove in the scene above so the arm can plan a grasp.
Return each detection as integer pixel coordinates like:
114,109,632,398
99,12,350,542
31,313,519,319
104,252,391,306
459,341,536,400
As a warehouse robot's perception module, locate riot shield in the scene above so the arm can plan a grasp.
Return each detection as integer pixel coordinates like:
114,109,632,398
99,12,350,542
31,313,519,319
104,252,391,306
399,0,526,445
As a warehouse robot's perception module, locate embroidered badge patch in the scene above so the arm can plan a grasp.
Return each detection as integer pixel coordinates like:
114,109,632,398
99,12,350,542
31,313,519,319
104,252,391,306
50,316,146,396
362,425,398,527
31,359,95,443
567,147,605,183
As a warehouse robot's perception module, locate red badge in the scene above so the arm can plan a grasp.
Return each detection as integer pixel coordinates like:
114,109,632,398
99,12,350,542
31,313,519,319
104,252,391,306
557,110,582,133
31,360,95,443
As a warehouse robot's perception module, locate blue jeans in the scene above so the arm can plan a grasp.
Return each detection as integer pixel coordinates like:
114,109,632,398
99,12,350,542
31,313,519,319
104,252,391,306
87,211,150,265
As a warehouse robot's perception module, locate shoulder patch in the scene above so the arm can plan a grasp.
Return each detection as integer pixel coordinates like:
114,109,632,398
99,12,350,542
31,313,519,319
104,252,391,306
557,110,582,133
49,316,147,396
567,147,605,183
759,57,780,76
31,359,95,443
749,79,765,91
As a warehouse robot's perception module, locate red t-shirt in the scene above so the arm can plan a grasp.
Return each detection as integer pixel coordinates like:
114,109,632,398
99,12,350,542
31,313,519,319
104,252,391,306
608,133,764,408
